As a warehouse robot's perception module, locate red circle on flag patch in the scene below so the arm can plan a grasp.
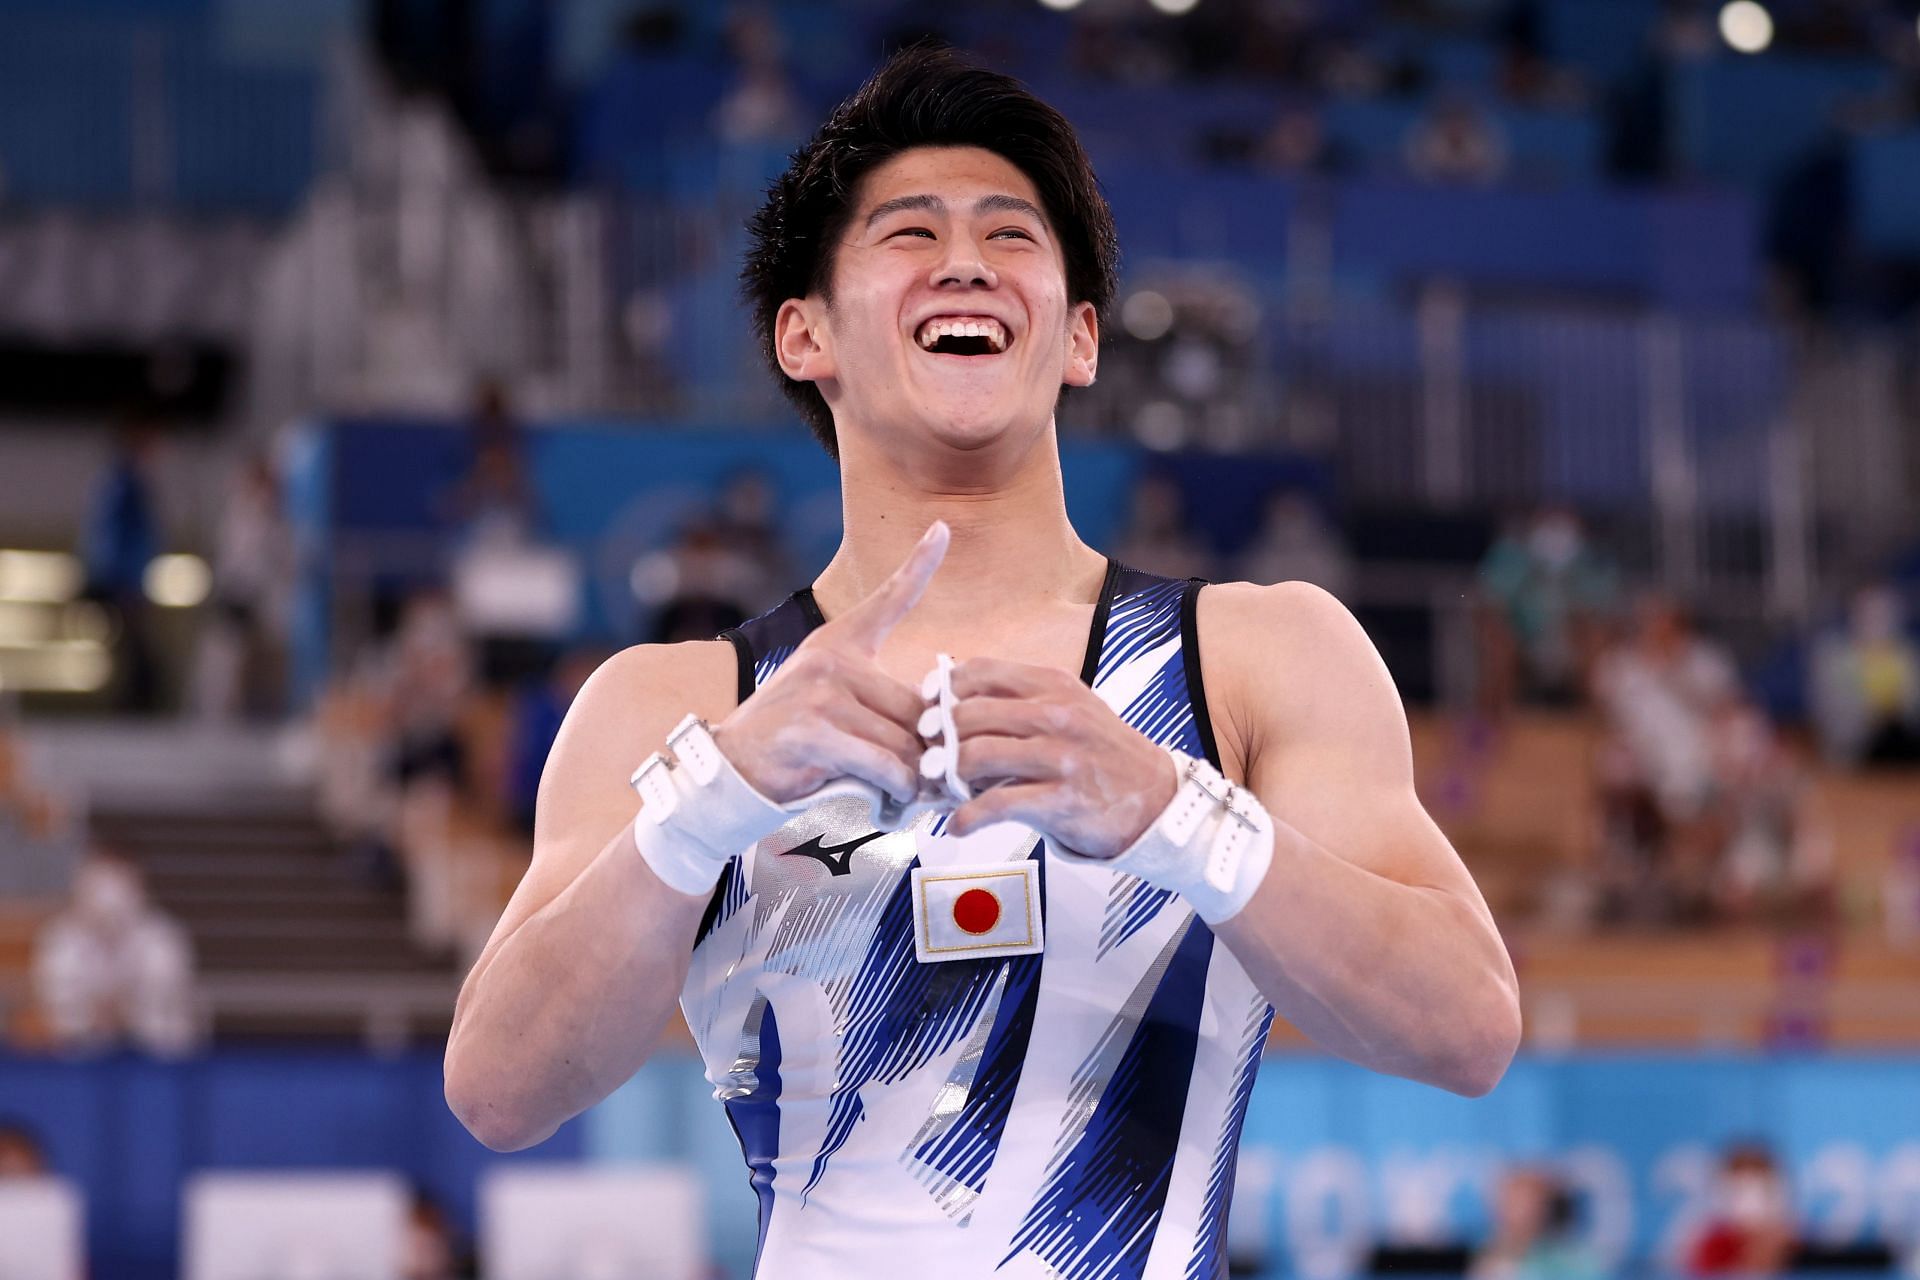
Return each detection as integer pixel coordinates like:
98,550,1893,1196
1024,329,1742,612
952,888,1001,936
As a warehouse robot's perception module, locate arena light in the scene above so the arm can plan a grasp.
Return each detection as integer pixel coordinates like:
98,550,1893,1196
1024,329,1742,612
0,550,82,604
143,554,211,608
1719,1,1773,53
47,642,111,693
1036,0,1085,10
1122,290,1175,341
1148,0,1201,13
0,640,110,693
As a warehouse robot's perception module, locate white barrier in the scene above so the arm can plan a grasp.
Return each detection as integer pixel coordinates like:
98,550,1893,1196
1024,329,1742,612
181,1171,408,1280
0,1178,84,1280
481,1163,706,1280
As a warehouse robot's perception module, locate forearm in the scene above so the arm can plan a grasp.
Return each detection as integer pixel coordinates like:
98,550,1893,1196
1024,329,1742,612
1212,821,1520,1096
444,825,708,1150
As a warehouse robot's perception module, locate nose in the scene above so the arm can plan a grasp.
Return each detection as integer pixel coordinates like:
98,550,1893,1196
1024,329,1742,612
930,233,998,291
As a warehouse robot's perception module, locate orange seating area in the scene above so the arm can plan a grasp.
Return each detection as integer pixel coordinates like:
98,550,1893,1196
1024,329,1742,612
0,900,55,1043
1398,709,1920,1049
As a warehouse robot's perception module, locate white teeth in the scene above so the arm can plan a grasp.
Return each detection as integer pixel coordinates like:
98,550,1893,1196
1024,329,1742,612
915,317,1008,352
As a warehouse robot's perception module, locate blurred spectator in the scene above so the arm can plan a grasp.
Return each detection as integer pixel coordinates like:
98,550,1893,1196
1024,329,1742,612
1476,509,1619,716
644,520,756,644
443,381,584,688
0,1120,47,1177
1708,698,1832,926
385,591,476,793
403,1184,467,1280
715,7,804,146
191,453,295,722
1471,1166,1605,1280
317,589,474,899
503,647,606,836
1811,584,1920,767
31,854,197,1057
1254,105,1350,177
1236,490,1353,599
1592,596,1741,923
0,718,68,846
1685,1143,1796,1277
1114,472,1216,581
79,421,164,713
443,380,539,552
710,467,791,612
1405,96,1510,185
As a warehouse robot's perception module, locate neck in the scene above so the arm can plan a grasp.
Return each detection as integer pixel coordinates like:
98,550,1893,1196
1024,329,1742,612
812,421,1105,626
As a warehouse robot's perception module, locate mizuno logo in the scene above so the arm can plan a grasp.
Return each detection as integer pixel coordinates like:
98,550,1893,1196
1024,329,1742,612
780,830,885,877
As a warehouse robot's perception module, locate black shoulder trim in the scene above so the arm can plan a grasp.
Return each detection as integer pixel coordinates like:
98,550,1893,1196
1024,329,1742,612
1182,579,1224,771
1077,558,1122,686
694,859,736,948
796,587,827,629
720,627,755,706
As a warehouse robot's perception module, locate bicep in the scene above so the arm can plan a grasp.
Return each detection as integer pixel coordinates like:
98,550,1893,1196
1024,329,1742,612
473,640,737,967
1211,583,1487,906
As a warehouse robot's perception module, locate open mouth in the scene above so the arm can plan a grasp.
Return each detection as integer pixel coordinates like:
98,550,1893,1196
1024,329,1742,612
915,316,1009,357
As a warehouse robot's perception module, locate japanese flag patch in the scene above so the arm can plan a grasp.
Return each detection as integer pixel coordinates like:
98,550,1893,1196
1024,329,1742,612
909,862,1044,964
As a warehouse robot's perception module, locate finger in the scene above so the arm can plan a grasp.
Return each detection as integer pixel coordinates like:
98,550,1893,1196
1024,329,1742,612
955,734,1062,788
948,783,1057,838
816,727,921,804
950,695,1063,741
837,661,930,733
835,521,949,651
824,700,924,774
949,655,1074,701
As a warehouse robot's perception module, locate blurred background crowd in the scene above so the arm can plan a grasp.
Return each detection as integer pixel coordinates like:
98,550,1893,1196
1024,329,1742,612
2,0,1920,1277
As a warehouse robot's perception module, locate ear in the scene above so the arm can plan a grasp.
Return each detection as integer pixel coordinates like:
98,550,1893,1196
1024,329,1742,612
1061,301,1098,388
774,298,836,383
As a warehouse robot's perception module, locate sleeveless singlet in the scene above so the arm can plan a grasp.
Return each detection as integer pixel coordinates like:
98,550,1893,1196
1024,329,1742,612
681,561,1276,1280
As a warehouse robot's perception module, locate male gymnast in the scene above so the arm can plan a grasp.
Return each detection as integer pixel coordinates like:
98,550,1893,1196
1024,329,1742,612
446,46,1520,1280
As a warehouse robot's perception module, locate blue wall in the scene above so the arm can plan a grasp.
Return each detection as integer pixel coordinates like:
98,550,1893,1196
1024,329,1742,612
10,1049,1920,1279
592,1051,1920,1280
0,1049,585,1280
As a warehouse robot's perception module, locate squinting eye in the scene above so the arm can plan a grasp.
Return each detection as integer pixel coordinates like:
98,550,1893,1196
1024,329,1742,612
891,227,936,240
990,228,1034,241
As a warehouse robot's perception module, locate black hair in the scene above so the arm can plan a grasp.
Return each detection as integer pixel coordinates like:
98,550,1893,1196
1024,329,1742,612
0,1117,45,1163
741,45,1119,458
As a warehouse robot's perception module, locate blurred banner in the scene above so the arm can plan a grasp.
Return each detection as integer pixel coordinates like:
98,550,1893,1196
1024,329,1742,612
588,1051,1920,1280
26,1048,1920,1278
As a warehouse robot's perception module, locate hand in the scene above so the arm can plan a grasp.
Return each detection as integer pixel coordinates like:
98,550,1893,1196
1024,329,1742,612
944,657,1179,858
712,522,948,807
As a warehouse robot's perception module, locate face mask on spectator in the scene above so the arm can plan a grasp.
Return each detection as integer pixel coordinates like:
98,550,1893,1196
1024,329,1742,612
74,864,142,929
1721,1170,1786,1227
1529,518,1581,569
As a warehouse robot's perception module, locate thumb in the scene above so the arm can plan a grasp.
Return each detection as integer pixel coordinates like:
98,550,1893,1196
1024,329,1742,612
837,521,949,652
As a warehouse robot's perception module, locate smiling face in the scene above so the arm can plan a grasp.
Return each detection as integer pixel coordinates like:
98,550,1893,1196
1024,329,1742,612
772,146,1098,461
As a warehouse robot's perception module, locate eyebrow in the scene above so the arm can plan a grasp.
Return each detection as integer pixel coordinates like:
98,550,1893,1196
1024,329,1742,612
862,193,1048,230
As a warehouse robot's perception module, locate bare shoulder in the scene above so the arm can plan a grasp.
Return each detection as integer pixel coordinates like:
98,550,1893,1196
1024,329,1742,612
1193,580,1408,781
532,637,738,865
464,639,739,968
543,639,739,804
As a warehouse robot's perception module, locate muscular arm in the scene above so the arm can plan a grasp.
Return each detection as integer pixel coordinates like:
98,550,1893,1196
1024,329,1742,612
1202,582,1521,1097
443,639,737,1151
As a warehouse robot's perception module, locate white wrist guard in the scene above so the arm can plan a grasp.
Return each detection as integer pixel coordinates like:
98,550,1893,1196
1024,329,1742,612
1058,749,1274,924
629,716,790,895
630,708,965,895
